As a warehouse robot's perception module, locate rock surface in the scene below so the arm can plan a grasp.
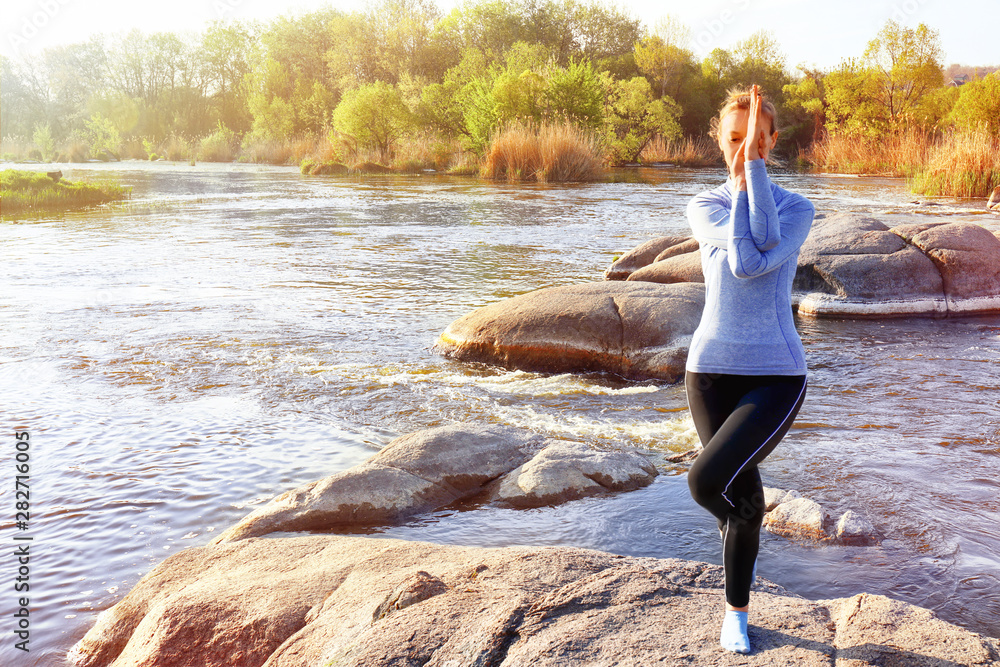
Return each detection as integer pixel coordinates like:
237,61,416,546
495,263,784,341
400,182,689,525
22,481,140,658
213,424,658,543
484,440,658,508
627,247,704,284
796,215,1000,317
69,535,1000,667
436,280,705,381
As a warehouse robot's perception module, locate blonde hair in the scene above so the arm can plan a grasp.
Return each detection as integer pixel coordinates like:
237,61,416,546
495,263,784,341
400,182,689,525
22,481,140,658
710,86,778,140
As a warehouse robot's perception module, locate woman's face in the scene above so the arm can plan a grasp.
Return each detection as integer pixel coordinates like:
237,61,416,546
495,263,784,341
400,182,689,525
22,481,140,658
718,108,778,167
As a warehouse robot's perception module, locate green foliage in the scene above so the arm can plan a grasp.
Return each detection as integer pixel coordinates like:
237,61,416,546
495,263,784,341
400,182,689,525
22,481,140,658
84,113,121,156
198,123,237,161
546,59,605,128
823,60,885,138
861,21,945,128
333,81,414,160
0,169,131,215
783,68,826,144
603,76,681,163
947,73,1000,133
32,125,55,161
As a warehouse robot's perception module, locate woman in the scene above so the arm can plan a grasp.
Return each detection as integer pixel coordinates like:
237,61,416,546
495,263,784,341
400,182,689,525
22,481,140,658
684,84,813,654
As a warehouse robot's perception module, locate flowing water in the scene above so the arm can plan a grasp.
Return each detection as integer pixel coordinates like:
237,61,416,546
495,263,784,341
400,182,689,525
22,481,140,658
2,161,999,664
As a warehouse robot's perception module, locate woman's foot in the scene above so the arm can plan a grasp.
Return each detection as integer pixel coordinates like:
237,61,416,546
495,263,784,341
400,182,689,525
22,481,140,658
720,609,751,654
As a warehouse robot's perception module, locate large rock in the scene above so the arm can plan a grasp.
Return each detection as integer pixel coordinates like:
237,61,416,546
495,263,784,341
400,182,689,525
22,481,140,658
484,440,658,508
436,281,705,382
604,235,692,280
796,215,1000,317
626,248,704,284
613,214,1000,318
213,425,660,543
763,497,828,541
69,535,1000,667
212,424,547,543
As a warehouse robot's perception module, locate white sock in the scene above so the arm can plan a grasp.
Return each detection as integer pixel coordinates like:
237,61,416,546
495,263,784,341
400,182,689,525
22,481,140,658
720,609,751,654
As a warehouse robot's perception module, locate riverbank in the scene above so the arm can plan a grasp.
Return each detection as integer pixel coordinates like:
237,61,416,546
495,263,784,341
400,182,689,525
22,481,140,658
0,169,131,216
69,534,1000,667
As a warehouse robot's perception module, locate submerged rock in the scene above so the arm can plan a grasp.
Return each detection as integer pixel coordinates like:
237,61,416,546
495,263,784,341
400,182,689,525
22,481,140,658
213,424,658,543
835,510,880,546
763,497,828,541
69,535,1000,667
762,487,881,546
484,440,658,508
436,281,705,382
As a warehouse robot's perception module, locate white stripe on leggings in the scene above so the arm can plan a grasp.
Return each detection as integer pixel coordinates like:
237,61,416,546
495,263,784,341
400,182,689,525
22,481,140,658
721,377,807,508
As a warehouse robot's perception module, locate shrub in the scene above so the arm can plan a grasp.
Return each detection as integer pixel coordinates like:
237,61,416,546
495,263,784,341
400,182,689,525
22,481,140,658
198,124,236,162
333,82,413,162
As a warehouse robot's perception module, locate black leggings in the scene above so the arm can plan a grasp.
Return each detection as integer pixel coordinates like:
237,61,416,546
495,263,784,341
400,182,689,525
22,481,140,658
685,371,807,608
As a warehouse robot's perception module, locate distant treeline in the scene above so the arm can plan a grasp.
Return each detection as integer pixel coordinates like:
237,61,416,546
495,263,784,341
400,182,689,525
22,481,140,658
1,0,997,171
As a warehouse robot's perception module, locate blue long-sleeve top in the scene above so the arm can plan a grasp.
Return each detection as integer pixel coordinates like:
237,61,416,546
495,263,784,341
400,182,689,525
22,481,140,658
685,159,814,375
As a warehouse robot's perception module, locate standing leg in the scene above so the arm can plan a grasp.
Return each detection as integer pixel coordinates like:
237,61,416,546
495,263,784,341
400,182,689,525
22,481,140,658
685,372,807,652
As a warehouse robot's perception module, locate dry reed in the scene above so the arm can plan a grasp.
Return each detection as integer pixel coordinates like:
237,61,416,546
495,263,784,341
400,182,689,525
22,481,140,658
481,121,605,182
641,135,722,167
910,128,1000,198
807,129,934,176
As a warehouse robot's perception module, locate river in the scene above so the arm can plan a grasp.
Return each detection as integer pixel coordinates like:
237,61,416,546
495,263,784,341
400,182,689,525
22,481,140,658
2,161,999,664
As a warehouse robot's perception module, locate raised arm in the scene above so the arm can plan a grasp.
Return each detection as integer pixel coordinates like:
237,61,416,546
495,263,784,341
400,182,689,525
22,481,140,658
746,159,780,250
728,169,814,279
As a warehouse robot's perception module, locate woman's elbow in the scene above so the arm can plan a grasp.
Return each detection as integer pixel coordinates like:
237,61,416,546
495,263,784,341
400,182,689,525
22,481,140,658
727,256,763,279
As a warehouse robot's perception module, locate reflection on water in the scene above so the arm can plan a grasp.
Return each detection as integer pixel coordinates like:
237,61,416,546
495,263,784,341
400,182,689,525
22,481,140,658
1,162,999,664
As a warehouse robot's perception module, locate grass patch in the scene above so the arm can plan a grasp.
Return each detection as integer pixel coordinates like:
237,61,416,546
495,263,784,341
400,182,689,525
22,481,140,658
1,169,131,216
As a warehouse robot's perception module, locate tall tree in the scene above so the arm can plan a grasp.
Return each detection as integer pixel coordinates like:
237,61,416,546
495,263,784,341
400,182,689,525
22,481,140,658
862,20,944,126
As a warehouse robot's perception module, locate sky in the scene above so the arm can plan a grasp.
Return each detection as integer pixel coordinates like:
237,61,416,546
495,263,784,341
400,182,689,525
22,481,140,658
2,0,997,70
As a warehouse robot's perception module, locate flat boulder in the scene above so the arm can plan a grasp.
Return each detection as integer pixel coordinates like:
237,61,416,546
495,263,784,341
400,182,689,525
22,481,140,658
212,424,547,543
69,535,1000,667
436,281,705,382
484,440,658,508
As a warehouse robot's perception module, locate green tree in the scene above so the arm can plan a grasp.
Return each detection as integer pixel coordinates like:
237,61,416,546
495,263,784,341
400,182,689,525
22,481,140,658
862,20,945,127
783,67,826,144
603,75,681,163
84,113,122,155
0,56,47,139
546,59,604,127
634,15,692,99
947,73,1000,133
823,58,885,138
333,81,414,160
201,21,256,134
